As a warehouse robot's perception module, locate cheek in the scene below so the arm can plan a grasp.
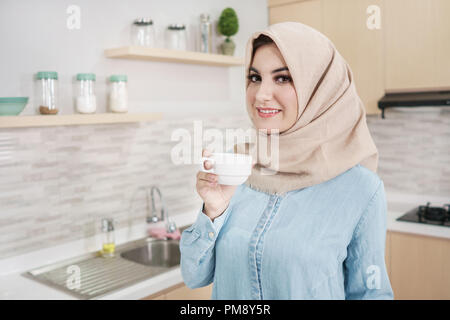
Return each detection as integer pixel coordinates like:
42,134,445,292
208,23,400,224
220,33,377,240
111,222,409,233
246,86,257,103
278,87,298,115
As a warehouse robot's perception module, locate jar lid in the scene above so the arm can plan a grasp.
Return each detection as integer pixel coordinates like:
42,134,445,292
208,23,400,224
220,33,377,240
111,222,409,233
168,24,186,30
110,75,128,82
200,14,210,22
76,73,96,81
134,18,153,25
37,71,58,80
101,218,114,232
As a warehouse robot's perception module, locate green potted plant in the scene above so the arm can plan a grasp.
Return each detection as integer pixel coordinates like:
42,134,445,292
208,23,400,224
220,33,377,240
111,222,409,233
217,7,239,56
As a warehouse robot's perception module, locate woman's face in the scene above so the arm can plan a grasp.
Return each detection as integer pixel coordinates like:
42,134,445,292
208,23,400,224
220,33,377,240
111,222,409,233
246,43,298,134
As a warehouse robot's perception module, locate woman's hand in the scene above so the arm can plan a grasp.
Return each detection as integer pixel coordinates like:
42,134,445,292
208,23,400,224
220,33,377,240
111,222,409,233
196,149,240,221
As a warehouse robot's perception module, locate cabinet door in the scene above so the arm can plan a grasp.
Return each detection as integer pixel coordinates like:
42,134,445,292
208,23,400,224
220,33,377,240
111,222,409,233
385,231,391,278
384,0,446,90
322,0,384,115
165,283,213,300
390,232,450,299
141,283,213,300
269,0,383,115
269,0,323,32
268,0,305,7
433,0,450,87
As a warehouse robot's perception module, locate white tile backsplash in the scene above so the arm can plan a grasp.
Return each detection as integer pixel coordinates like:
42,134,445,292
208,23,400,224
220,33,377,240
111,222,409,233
1,107,449,259
0,114,250,259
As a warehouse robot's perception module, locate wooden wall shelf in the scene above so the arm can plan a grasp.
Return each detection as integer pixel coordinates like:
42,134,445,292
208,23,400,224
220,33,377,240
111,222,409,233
105,46,244,67
0,113,163,128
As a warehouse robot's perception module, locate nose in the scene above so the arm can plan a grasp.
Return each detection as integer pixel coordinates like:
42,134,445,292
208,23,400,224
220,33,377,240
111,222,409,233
255,81,273,103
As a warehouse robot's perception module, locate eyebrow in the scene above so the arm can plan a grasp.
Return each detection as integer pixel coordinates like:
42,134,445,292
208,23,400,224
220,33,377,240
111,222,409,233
249,67,289,74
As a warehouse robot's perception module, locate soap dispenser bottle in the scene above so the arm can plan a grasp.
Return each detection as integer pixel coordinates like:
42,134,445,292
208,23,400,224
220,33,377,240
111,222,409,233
101,218,115,257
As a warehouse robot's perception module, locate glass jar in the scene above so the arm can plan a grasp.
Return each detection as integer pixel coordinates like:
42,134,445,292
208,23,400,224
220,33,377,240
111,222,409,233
199,14,212,53
75,73,96,114
36,71,58,115
101,218,115,258
109,75,128,113
165,24,187,51
131,18,155,47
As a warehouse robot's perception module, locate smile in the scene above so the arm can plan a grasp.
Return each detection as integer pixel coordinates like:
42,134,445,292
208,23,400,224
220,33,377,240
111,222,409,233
256,107,282,118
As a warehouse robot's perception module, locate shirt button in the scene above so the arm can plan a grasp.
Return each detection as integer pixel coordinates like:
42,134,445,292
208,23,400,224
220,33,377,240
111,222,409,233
208,231,215,239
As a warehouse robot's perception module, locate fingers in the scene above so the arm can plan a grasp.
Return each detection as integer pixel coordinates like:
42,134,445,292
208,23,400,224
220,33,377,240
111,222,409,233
202,159,213,170
202,148,212,157
198,148,217,189
197,171,218,183
196,172,218,189
202,148,214,170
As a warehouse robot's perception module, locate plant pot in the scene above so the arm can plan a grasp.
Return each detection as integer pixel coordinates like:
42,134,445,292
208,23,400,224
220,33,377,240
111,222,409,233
221,38,236,56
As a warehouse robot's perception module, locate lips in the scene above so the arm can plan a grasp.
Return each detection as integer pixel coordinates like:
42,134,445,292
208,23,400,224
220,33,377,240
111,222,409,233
256,107,282,118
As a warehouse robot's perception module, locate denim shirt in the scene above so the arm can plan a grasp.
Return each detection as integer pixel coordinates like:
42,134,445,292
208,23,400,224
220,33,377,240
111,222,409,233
180,164,394,300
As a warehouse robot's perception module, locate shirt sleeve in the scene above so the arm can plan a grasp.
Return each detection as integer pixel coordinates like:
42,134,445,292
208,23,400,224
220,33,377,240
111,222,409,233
343,181,394,300
179,202,232,289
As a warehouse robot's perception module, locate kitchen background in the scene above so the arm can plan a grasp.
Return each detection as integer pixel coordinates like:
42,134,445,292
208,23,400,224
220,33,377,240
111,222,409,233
0,0,261,259
0,0,449,300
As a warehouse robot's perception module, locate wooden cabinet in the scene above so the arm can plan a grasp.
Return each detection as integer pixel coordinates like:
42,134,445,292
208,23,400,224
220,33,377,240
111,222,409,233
385,231,391,278
322,0,384,115
386,230,450,300
384,0,434,90
378,230,449,300
384,0,450,90
269,0,383,114
389,231,450,300
141,282,213,300
269,0,323,32
268,0,307,7
269,0,450,114
433,0,450,87
269,0,305,7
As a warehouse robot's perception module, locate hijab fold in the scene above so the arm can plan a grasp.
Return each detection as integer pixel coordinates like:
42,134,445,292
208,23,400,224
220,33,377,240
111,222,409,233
234,22,378,195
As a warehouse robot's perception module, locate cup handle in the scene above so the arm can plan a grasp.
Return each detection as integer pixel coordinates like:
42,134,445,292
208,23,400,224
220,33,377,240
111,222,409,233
201,157,215,173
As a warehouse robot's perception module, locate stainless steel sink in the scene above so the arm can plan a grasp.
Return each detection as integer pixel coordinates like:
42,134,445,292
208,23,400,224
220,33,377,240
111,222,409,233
120,239,180,268
24,224,191,299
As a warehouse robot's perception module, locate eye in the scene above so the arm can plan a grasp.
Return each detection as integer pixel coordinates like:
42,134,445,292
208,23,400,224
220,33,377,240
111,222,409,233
275,75,292,84
247,74,260,83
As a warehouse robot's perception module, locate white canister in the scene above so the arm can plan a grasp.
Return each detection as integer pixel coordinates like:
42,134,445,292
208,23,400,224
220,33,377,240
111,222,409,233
131,18,155,47
165,24,187,51
76,73,97,114
109,75,128,113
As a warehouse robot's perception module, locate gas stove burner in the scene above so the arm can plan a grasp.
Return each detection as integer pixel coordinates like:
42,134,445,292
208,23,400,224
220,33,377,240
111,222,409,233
418,202,450,223
396,202,450,227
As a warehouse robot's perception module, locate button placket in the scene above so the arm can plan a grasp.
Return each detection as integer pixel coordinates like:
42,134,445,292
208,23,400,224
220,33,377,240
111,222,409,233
248,195,280,299
255,196,282,299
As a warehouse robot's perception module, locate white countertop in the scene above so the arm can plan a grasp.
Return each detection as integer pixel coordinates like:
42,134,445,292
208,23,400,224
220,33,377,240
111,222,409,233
385,189,449,240
0,189,448,300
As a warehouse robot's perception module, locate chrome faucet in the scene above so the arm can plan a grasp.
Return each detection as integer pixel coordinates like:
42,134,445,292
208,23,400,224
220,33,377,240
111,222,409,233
147,186,177,233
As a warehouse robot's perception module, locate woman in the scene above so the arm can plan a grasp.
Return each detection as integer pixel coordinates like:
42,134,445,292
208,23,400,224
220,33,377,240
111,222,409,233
180,22,394,300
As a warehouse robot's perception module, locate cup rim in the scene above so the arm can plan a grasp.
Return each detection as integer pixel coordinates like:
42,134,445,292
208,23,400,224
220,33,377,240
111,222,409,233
208,152,252,164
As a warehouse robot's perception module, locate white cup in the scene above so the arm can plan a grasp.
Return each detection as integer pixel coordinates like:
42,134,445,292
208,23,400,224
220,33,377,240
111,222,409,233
200,152,253,185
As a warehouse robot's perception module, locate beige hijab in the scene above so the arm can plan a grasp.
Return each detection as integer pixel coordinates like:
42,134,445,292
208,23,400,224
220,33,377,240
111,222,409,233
234,22,378,196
